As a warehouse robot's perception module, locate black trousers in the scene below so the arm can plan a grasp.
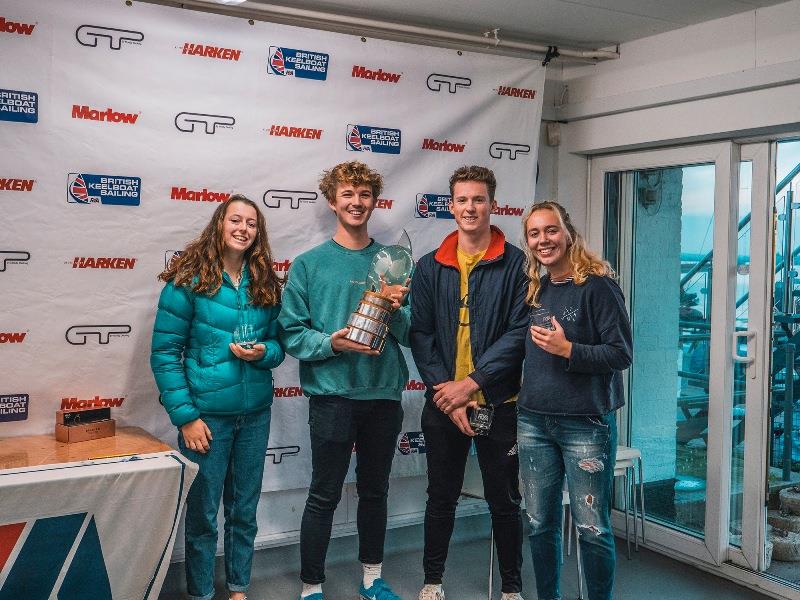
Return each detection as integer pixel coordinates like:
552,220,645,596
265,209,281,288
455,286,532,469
300,395,403,584
421,401,523,593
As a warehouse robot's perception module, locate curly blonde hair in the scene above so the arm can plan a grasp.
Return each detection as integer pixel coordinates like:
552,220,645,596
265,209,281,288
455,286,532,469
319,161,383,202
158,195,282,306
521,201,613,306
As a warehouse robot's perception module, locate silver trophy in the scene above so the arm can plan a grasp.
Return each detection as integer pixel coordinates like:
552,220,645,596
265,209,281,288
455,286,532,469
344,231,414,353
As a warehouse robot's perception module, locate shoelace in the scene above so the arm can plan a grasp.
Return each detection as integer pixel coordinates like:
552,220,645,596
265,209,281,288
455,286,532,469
367,579,400,600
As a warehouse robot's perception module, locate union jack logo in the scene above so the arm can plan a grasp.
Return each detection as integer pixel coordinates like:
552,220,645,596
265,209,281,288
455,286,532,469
269,47,286,75
347,125,363,151
68,174,93,203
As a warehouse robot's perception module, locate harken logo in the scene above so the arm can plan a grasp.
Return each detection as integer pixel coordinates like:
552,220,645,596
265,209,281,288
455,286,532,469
171,187,230,202
75,25,143,49
496,85,537,100
263,190,317,210
0,89,38,123
426,73,471,94
269,124,322,140
266,445,300,464
181,42,241,61
68,173,141,206
347,124,401,154
71,257,136,269
398,431,426,455
0,178,34,192
175,112,235,134
352,65,401,83
61,395,124,409
0,332,26,344
415,193,453,219
72,104,139,124
489,142,531,160
422,138,466,153
268,46,329,80
0,394,28,422
375,198,393,210
0,251,30,271
273,385,304,397
65,325,131,345
1,17,35,35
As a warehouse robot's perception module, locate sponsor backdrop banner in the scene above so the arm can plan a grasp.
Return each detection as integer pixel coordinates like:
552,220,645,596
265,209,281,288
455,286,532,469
0,0,544,492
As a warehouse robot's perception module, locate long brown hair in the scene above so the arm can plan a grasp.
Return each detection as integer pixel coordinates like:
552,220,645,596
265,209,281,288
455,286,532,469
158,195,282,306
521,201,613,306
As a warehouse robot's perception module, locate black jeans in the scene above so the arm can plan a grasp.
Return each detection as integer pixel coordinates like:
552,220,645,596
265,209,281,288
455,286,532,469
300,395,403,584
421,401,523,593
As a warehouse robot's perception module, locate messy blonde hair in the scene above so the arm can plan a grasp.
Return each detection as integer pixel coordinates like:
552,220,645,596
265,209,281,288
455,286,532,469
158,195,282,306
319,161,383,202
522,201,613,306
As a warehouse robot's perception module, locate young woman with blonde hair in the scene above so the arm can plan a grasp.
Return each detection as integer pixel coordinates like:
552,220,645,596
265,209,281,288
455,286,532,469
517,201,632,600
151,195,284,600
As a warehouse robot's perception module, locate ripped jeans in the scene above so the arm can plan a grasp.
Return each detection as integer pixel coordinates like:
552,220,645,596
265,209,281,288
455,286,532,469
517,408,617,600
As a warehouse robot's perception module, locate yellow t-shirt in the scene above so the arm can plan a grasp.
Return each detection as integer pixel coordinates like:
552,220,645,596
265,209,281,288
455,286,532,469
455,247,487,406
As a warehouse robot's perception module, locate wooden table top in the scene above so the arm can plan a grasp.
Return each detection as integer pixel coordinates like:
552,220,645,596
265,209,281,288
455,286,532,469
0,426,173,470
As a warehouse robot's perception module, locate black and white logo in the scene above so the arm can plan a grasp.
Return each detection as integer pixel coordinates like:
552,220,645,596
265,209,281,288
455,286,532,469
65,325,132,345
426,73,471,94
263,190,318,210
489,142,531,160
75,25,143,50
175,112,235,134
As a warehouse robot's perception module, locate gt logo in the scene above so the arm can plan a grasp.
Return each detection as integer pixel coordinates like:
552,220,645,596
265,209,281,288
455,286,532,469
75,25,143,50
263,190,318,209
65,325,131,345
266,445,300,464
174,112,235,134
426,73,471,94
0,251,30,271
489,142,531,160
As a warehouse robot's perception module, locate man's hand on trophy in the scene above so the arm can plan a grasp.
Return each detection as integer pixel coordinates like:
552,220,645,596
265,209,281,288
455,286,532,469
330,327,381,355
379,276,411,309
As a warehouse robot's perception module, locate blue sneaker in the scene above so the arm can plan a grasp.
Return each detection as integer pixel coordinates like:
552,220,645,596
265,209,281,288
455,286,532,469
359,578,401,600
299,594,324,600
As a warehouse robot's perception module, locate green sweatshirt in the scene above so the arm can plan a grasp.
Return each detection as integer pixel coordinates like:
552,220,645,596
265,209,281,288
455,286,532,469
278,239,410,401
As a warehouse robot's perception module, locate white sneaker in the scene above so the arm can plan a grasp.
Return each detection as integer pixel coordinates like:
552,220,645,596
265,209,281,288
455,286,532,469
418,584,445,600
500,594,524,600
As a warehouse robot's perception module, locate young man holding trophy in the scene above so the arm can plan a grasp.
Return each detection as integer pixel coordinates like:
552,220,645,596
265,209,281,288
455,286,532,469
278,161,411,600
409,166,529,600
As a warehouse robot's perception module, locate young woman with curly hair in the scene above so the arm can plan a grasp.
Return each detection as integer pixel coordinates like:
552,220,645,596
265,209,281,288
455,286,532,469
517,201,632,600
151,195,284,600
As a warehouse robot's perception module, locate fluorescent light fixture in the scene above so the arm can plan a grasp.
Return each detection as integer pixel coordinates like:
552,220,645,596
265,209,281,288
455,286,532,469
214,0,247,5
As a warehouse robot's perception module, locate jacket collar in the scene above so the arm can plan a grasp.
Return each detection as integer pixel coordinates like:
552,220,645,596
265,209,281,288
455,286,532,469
434,225,506,269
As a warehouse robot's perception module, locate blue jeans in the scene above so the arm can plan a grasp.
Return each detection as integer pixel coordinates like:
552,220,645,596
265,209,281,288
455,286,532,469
178,410,270,600
517,409,617,600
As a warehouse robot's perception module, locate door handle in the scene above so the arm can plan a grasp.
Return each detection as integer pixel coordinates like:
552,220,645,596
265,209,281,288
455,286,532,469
732,330,756,379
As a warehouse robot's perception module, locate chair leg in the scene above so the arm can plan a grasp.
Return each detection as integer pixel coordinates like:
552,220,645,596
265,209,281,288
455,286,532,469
631,466,639,552
623,472,631,560
575,523,585,600
488,528,494,600
638,456,646,544
567,506,573,557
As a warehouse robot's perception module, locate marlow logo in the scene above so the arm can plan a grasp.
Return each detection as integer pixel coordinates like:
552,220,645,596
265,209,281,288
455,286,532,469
263,190,317,210
0,16,35,35
269,124,322,140
405,379,425,391
0,251,30,271
489,142,530,160
268,46,329,80
346,124,401,154
352,65,401,83
75,24,143,49
0,514,111,598
0,394,28,422
68,173,141,206
273,259,292,273
0,89,37,123
422,138,465,153
72,104,138,124
181,42,241,61
65,325,131,345
175,112,235,134
415,193,453,219
496,85,537,100
398,431,426,455
61,395,124,409
0,332,26,343
266,446,300,464
273,386,304,397
493,204,524,216
171,187,230,202
0,178,34,191
426,73,471,93
72,257,136,269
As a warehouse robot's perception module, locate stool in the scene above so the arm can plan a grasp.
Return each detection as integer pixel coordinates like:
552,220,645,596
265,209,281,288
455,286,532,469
614,445,646,558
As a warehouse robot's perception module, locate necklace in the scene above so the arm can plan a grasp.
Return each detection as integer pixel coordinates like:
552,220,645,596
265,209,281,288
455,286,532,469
225,266,243,288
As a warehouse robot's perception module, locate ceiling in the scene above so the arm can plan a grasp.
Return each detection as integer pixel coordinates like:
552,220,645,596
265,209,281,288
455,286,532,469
247,0,787,49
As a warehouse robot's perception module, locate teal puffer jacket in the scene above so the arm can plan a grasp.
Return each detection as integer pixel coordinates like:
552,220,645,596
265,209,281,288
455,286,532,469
150,268,284,427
